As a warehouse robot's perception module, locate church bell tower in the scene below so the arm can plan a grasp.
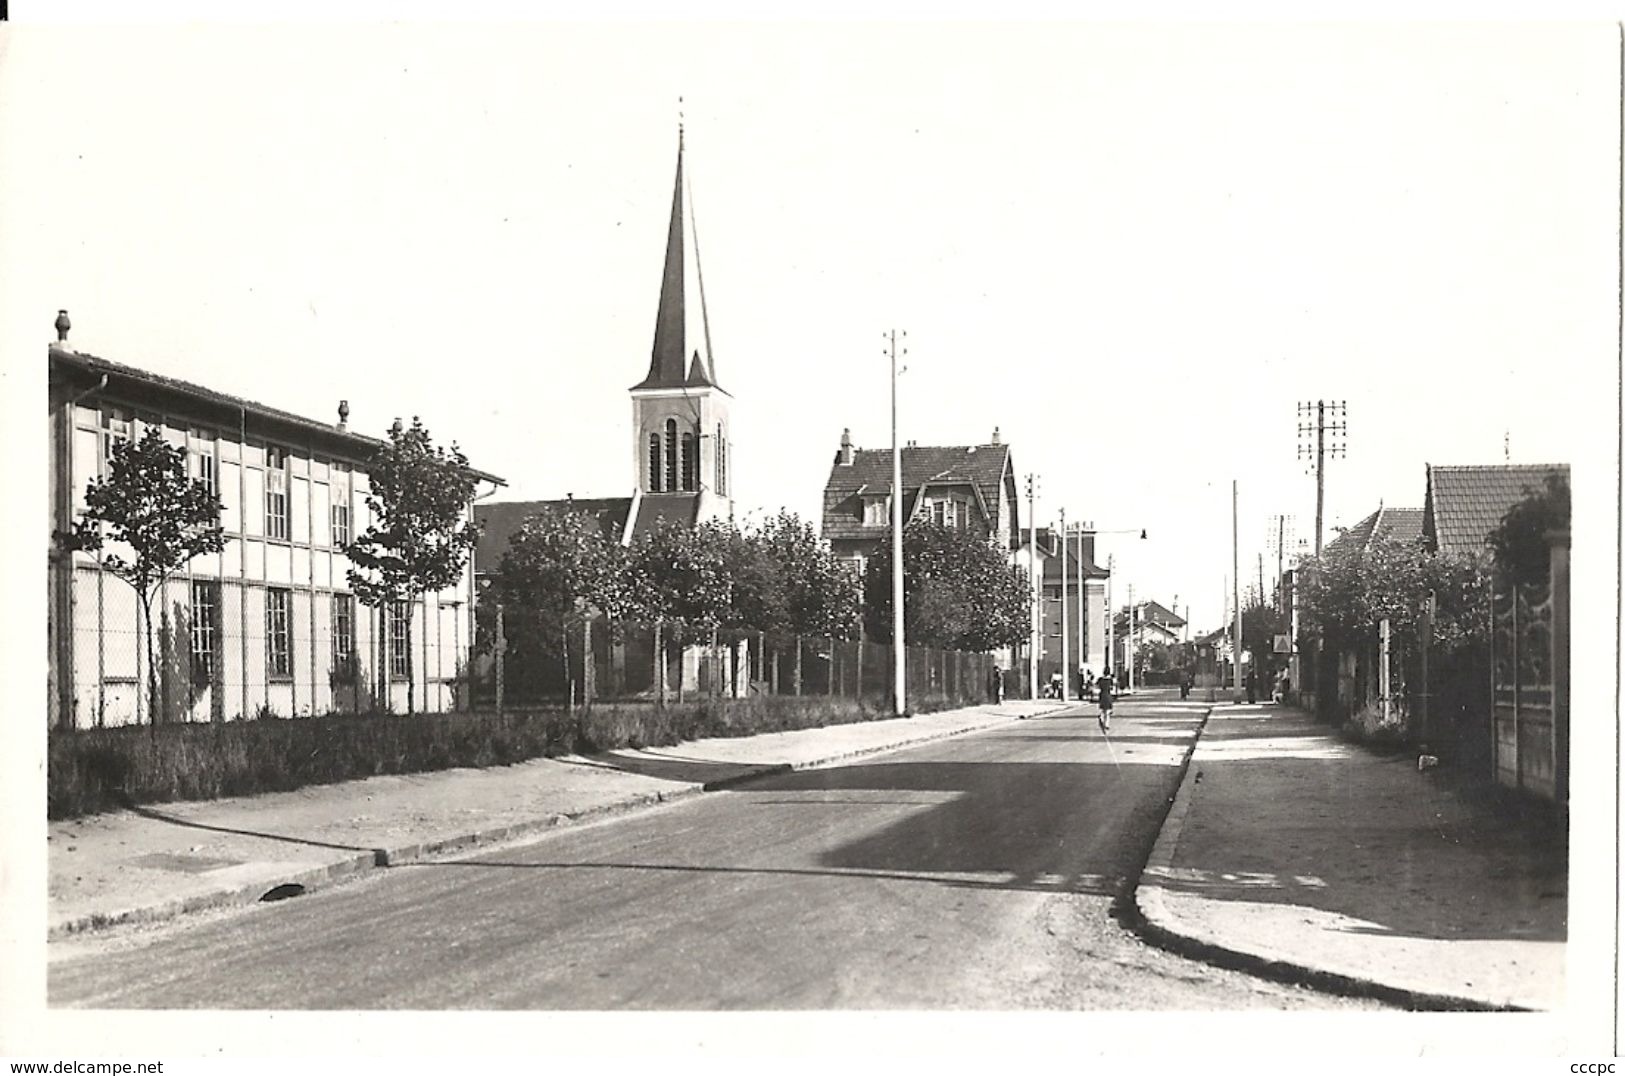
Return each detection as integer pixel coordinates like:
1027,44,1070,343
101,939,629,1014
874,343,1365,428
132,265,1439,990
629,125,734,524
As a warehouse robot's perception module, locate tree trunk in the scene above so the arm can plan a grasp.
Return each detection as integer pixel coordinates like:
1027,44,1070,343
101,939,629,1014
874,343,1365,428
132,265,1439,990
139,590,156,734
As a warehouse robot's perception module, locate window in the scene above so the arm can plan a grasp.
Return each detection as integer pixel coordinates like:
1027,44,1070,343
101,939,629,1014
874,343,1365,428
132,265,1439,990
681,432,698,492
663,419,678,493
100,406,132,469
930,496,969,530
266,587,292,679
265,445,289,540
389,601,410,680
332,502,351,548
648,432,663,492
862,496,889,527
190,427,217,495
332,594,355,677
189,580,219,687
719,431,728,496
715,424,724,494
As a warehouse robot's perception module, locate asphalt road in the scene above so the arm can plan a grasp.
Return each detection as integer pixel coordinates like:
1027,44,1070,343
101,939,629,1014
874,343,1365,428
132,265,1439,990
50,690,1385,1010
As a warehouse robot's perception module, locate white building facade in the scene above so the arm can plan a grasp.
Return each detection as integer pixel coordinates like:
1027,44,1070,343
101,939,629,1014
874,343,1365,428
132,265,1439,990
48,339,501,728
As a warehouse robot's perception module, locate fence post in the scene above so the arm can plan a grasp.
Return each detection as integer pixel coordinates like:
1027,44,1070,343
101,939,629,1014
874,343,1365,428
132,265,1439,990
494,604,505,716
654,620,667,707
856,638,865,703
583,615,595,709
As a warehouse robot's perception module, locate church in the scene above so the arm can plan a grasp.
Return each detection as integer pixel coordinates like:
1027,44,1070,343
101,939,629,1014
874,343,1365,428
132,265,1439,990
474,131,734,573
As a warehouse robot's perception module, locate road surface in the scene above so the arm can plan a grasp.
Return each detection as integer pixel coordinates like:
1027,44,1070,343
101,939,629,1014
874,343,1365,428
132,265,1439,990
50,690,1386,1010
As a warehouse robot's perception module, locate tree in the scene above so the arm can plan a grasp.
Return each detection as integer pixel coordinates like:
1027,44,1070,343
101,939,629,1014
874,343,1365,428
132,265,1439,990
1487,472,1570,587
628,519,734,637
61,427,226,728
1298,536,1491,661
862,521,1031,651
346,417,480,714
738,511,862,639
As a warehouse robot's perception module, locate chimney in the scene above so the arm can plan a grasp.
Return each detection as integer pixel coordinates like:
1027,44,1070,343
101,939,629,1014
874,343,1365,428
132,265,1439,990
1080,532,1096,568
990,426,1001,446
839,428,854,466
54,309,71,346
337,400,350,432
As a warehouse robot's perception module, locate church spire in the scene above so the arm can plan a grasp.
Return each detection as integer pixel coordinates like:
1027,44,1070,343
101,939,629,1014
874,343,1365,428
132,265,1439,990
633,120,719,392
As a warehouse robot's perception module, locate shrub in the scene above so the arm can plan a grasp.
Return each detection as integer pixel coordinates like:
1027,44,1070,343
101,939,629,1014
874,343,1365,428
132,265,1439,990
47,692,914,820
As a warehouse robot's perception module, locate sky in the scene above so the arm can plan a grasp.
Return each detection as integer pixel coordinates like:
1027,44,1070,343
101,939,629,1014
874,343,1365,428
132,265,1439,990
1,18,1617,636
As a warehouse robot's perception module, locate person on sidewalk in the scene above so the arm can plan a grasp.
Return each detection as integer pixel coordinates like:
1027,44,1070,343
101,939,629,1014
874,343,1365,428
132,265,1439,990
1246,668,1258,705
1096,669,1114,732
988,664,1005,704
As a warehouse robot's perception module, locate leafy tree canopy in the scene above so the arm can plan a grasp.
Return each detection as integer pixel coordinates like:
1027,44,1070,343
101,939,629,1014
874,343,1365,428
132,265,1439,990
1298,536,1490,658
1487,473,1570,588
62,427,226,594
346,417,481,610
863,520,1030,651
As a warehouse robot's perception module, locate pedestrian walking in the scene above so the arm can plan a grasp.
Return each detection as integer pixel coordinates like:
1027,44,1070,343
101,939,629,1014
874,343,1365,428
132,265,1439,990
988,664,1005,704
1096,669,1115,732
1246,668,1258,705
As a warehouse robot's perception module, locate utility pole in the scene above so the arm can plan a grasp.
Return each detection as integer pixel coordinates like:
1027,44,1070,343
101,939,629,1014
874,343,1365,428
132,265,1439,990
1257,552,1265,614
1232,479,1243,702
1297,400,1347,556
1026,473,1040,701
1059,507,1069,702
888,329,907,716
1105,553,1115,685
1126,582,1136,693
1075,525,1087,679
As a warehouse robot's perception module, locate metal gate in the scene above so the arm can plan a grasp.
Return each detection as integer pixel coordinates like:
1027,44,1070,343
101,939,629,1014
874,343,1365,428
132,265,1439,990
1488,535,1569,802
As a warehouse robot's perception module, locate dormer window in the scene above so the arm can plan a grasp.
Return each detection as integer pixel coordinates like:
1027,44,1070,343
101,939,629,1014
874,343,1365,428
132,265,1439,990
862,496,889,526
929,494,971,530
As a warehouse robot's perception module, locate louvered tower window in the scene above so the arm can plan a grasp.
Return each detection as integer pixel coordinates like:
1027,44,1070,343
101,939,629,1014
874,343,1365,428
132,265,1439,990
648,432,663,492
682,432,698,492
664,419,678,492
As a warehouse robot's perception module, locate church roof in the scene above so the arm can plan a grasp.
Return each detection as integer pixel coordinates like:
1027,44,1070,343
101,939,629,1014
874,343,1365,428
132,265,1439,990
473,498,634,574
632,135,720,393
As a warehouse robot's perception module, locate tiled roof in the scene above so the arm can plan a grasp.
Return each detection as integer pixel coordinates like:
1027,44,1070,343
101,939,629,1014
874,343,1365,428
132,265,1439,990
1323,506,1424,562
51,346,505,482
1425,464,1570,557
474,498,632,574
822,442,1011,541
1372,507,1425,546
632,492,702,537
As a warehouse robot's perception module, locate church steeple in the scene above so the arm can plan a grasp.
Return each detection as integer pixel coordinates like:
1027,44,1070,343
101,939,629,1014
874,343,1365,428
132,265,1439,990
628,118,735,525
633,127,719,392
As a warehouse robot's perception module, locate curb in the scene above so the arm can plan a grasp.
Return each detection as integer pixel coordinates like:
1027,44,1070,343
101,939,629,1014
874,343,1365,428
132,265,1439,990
1128,707,1525,1013
50,702,1064,940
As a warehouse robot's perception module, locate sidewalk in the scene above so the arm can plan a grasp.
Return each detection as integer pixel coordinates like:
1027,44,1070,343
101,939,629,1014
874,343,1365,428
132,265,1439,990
1134,702,1566,1011
48,698,1064,940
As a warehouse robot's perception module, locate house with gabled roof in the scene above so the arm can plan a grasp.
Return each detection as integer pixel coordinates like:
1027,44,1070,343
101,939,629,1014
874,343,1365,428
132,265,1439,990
1323,504,1425,563
476,130,737,575
1422,464,1570,558
819,428,1020,573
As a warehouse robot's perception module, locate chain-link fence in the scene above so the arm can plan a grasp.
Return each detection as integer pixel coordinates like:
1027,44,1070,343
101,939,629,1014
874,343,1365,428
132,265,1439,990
470,610,1003,713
